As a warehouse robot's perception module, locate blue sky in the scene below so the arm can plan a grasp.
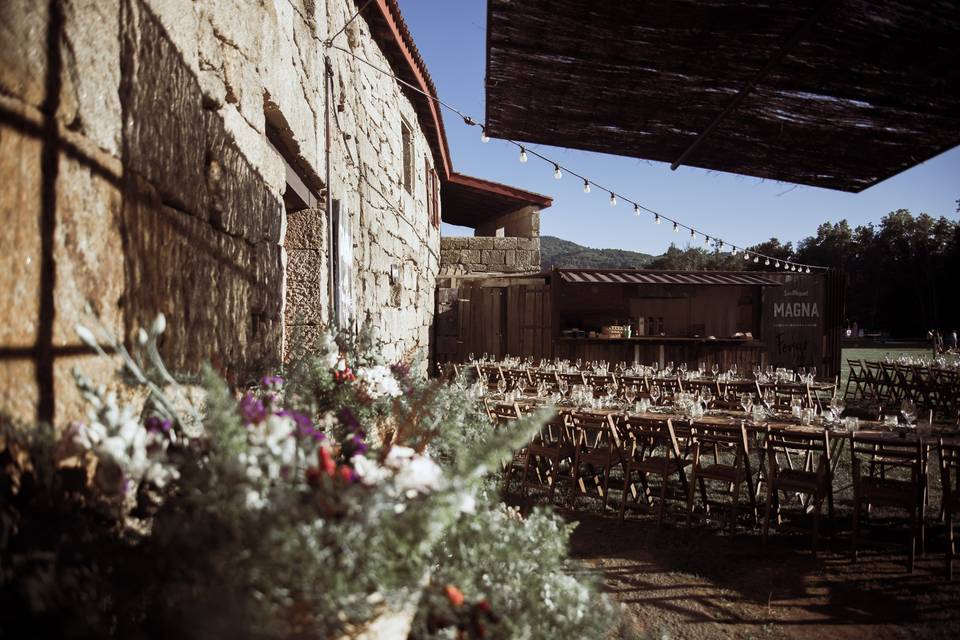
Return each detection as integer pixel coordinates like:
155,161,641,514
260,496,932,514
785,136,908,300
397,0,960,255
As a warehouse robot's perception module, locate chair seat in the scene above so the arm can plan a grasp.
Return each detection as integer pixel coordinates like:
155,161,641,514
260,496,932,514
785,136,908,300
631,456,690,476
858,477,919,504
698,463,742,482
775,468,826,493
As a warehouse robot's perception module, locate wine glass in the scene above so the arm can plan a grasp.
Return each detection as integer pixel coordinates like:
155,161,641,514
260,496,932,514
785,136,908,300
711,363,719,377
730,363,738,378
740,392,753,417
900,398,917,428
809,366,817,381
829,396,845,423
625,384,638,409
763,388,775,410
558,379,569,399
650,384,661,405
496,377,507,396
701,387,713,408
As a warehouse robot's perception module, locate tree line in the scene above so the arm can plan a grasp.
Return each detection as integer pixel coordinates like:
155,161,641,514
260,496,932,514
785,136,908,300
646,209,960,338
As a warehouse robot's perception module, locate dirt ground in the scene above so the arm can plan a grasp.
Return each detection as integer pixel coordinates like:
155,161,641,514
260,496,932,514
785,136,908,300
561,506,960,640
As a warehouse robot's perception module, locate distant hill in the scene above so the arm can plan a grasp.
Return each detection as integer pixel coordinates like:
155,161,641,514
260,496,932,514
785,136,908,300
540,235,656,270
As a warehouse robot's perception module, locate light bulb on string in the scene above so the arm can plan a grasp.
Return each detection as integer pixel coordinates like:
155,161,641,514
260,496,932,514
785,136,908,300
633,204,641,217
806,267,811,274
774,260,780,268
753,256,760,263
519,147,528,163
609,193,617,207
764,258,770,266
673,222,678,233
704,235,710,246
480,128,489,143
654,213,661,224
553,165,562,180
718,240,724,250
732,247,739,256
743,252,750,261
690,228,695,240
583,180,591,194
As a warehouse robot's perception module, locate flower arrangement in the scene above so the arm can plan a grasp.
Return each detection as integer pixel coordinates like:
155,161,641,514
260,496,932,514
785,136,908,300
0,317,617,639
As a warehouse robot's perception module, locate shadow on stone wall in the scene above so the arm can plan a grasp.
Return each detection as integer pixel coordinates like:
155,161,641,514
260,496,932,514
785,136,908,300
0,0,284,422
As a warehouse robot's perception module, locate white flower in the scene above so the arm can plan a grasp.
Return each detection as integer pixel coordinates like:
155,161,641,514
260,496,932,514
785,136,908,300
357,365,402,399
392,453,443,496
350,454,390,485
456,491,477,514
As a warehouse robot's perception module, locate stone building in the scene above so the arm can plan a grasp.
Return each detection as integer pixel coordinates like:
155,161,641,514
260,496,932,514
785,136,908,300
0,0,548,425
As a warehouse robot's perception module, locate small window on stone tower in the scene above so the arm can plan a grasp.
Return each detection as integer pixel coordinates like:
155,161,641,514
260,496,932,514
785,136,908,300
401,119,413,194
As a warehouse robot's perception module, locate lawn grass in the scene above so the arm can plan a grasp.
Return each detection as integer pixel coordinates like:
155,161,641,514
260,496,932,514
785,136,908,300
838,346,936,390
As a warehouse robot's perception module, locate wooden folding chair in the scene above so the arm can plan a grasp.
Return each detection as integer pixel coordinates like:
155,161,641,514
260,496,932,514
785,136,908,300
619,417,690,526
845,359,869,401
851,432,924,571
486,401,525,492
762,427,834,555
686,421,757,530
521,410,575,503
571,412,621,512
941,438,960,580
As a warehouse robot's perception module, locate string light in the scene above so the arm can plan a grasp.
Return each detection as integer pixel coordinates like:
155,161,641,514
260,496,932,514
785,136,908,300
609,193,617,207
633,204,641,217
703,235,710,246
753,255,760,263
323,41,825,273
764,258,770,266
690,228,695,240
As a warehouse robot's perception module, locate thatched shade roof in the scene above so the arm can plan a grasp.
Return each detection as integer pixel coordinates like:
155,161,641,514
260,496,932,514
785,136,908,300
485,0,960,192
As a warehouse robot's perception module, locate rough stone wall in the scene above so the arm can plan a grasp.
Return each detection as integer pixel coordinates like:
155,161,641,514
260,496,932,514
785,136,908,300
323,0,440,367
439,236,541,275
0,0,440,424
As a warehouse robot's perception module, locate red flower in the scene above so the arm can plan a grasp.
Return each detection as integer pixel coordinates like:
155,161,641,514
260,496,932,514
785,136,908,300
337,464,354,483
476,600,491,614
444,584,464,607
318,447,336,476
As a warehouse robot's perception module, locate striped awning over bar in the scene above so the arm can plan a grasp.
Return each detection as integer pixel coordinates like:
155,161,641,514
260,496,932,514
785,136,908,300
556,269,782,287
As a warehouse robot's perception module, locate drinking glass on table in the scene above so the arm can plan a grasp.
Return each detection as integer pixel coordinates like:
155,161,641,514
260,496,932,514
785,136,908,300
497,377,507,396
625,384,638,410
711,362,720,377
701,387,713,409
558,379,569,399
740,392,753,417
809,366,817,381
730,363,738,378
900,398,917,429
650,384,662,405
762,388,776,411
829,396,845,423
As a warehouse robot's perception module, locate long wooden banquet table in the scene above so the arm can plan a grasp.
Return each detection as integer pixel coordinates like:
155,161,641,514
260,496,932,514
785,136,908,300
475,363,837,408
485,394,960,482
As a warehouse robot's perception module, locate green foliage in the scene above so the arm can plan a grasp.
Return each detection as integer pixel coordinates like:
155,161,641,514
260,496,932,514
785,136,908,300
541,235,655,270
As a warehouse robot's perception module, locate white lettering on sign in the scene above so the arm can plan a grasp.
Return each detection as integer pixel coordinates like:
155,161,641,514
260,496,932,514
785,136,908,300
774,302,820,318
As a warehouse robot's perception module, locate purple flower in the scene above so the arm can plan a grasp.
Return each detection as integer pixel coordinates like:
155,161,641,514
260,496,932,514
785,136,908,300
240,392,268,425
337,407,360,431
275,409,326,441
390,361,410,380
261,375,285,390
145,416,172,434
342,433,368,457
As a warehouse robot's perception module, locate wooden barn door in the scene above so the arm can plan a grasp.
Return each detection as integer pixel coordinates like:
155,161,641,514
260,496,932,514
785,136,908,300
456,284,506,360
506,283,552,359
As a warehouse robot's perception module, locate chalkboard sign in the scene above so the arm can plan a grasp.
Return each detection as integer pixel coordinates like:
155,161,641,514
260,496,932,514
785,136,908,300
762,273,825,371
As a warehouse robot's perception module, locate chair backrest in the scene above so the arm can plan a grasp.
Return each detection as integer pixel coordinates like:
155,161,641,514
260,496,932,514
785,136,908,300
940,439,960,509
765,426,831,476
622,416,683,462
571,412,619,454
849,431,923,479
690,422,750,461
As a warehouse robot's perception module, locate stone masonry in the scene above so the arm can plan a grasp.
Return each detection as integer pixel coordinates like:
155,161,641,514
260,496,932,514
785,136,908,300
439,236,541,275
0,0,439,424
